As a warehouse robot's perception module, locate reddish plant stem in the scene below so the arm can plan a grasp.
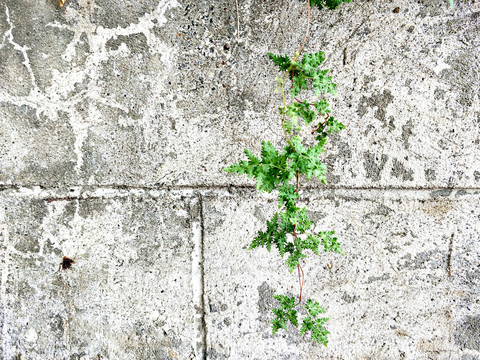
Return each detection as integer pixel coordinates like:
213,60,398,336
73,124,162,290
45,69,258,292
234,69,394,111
290,0,311,84
297,0,311,57
293,97,330,134
294,97,315,106
298,264,304,301
311,113,330,134
298,264,304,302
294,170,304,301
289,0,311,305
293,226,304,302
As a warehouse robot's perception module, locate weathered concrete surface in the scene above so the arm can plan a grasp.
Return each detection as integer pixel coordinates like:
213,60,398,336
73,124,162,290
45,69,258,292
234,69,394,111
0,0,479,188
203,189,480,359
0,0,479,359
0,189,196,359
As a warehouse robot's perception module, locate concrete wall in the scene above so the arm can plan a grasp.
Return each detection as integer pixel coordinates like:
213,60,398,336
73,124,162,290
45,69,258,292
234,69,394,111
0,0,479,359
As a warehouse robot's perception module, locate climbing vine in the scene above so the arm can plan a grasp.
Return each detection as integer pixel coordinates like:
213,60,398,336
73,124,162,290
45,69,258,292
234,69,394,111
225,0,350,346
225,0,454,346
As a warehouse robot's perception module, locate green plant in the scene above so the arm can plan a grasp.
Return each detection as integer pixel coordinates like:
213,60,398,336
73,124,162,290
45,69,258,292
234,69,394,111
225,49,344,345
310,0,352,10
225,0,456,345
224,0,349,346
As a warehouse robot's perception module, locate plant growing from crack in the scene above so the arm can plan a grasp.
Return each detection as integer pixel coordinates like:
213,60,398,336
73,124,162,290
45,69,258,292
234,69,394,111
225,0,350,346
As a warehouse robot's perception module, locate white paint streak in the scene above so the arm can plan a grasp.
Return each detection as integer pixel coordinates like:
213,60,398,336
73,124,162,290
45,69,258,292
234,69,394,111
432,59,451,75
4,5,38,91
1,0,181,180
25,327,38,342
41,0,180,178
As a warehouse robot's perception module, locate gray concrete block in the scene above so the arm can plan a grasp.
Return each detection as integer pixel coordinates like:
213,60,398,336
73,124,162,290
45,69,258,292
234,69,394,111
0,0,479,358
202,189,480,359
0,1,478,188
0,103,77,185
0,190,196,359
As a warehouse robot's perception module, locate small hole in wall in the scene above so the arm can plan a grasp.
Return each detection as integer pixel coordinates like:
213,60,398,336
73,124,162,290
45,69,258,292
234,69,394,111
61,256,74,270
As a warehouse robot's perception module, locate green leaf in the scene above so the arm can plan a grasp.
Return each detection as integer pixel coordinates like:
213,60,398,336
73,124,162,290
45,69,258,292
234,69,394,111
305,298,327,317
224,141,294,193
313,99,331,116
249,213,290,256
300,52,326,76
286,101,317,126
312,116,345,151
291,72,309,97
320,230,344,254
325,116,345,134
310,0,352,10
285,248,307,273
268,53,292,71
271,294,299,335
269,51,337,98
278,206,313,235
278,183,299,210
301,316,330,345
249,213,277,251
224,148,260,178
303,234,321,255
279,210,295,234
285,137,327,183
449,0,454,8
312,69,336,96
283,116,300,134
291,207,314,233
300,299,330,346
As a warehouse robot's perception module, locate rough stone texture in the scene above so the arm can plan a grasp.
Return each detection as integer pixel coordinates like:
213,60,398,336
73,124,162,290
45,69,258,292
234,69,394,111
203,189,480,359
0,0,479,359
0,190,195,359
0,0,478,188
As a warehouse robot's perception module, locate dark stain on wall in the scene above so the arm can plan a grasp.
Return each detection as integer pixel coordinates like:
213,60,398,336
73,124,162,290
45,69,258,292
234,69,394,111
455,315,480,351
391,158,414,181
357,89,394,124
363,151,388,181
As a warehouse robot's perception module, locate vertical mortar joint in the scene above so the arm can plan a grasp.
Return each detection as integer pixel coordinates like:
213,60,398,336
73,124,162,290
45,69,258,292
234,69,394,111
191,193,206,359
